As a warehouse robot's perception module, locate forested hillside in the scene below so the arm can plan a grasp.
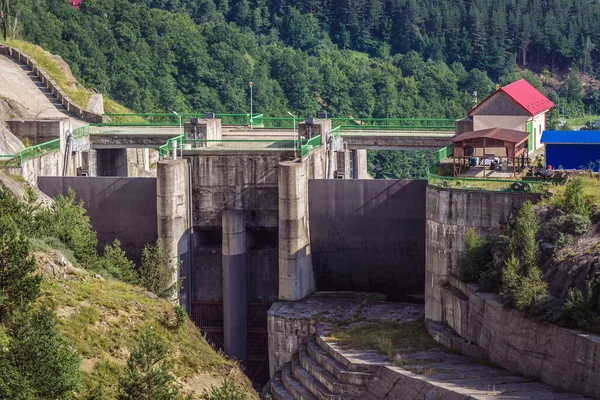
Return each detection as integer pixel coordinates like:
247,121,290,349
4,0,599,117
3,0,600,178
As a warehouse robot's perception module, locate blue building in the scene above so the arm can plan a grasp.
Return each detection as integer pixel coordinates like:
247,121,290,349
541,131,600,171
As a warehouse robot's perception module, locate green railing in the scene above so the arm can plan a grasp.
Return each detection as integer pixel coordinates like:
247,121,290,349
73,125,90,138
338,125,454,132
332,118,455,129
331,126,341,138
158,135,184,158
102,113,252,126
426,144,549,192
301,135,322,157
0,138,60,168
250,114,264,127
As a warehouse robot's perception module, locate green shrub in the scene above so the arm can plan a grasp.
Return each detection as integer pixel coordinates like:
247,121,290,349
139,240,181,299
553,233,573,257
118,328,182,400
38,189,98,267
6,306,81,399
563,178,590,217
97,239,138,284
561,213,591,235
499,254,522,307
174,306,188,329
458,229,492,283
512,201,540,271
201,378,246,400
514,266,549,311
0,216,41,322
562,278,600,332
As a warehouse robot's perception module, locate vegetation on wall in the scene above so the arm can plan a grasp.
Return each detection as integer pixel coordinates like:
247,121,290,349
458,177,600,333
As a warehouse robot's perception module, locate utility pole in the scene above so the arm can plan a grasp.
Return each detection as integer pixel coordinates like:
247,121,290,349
249,81,253,130
288,111,297,158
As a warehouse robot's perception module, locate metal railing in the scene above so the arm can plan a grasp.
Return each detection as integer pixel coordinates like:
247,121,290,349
332,118,455,129
158,135,184,158
250,114,264,127
73,125,90,138
102,113,252,126
0,138,60,168
301,135,322,157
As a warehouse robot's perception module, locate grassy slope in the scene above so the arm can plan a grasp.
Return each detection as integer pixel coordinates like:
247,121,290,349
37,261,257,399
1,39,132,114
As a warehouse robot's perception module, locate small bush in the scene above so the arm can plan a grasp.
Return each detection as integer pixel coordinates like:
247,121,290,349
174,306,188,329
563,178,591,217
6,306,81,398
562,278,600,332
514,266,549,311
512,201,540,271
458,229,492,283
499,254,522,307
118,328,181,400
97,239,138,283
139,240,181,299
561,213,591,235
201,378,245,400
38,189,98,267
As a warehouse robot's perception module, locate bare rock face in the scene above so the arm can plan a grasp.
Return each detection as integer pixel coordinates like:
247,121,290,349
87,93,104,115
37,251,85,280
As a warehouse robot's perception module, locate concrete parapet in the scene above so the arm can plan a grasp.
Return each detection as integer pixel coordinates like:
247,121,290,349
184,119,222,145
222,210,248,366
157,160,191,302
278,161,316,301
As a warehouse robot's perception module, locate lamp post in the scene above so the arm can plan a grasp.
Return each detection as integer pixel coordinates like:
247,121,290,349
249,82,253,130
288,111,297,158
173,111,182,157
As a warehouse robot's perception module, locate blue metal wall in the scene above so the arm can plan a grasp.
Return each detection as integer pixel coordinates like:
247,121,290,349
545,144,600,170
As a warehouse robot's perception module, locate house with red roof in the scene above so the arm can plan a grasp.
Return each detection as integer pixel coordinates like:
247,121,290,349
466,79,554,153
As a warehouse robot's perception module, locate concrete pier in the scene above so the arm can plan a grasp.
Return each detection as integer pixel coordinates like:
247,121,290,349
156,159,190,302
222,210,248,366
351,149,369,179
278,161,316,301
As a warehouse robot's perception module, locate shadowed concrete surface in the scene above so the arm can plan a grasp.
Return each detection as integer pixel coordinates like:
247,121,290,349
308,180,426,299
37,176,157,265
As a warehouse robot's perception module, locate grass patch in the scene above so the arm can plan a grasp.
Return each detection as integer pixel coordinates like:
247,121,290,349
36,273,257,398
327,320,438,360
564,115,600,127
542,175,600,208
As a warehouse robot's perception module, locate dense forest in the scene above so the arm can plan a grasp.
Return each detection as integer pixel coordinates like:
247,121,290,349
3,0,600,178
5,0,599,119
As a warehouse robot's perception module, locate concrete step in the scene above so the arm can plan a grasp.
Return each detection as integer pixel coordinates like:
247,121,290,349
299,344,364,397
315,328,387,374
307,337,372,386
281,363,318,400
271,372,295,400
291,355,341,400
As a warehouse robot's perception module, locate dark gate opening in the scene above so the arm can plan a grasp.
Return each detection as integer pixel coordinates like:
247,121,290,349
191,301,271,391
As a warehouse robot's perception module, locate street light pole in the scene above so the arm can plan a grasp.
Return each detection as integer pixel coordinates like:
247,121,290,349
173,111,182,157
288,111,297,158
249,82,253,130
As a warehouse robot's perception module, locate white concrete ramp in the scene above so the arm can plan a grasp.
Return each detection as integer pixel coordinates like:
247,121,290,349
0,54,84,127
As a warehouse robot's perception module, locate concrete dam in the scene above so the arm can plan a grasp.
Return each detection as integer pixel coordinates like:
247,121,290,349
33,118,591,399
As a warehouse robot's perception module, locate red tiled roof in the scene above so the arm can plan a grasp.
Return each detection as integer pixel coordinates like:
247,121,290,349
453,127,529,144
469,79,554,116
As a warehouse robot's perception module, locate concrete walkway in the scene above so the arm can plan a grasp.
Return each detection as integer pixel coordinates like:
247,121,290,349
0,54,84,127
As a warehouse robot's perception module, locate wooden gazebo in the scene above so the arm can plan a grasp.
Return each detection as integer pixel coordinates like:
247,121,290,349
452,127,529,177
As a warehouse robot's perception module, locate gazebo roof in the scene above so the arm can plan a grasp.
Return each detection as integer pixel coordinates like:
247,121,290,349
453,127,529,144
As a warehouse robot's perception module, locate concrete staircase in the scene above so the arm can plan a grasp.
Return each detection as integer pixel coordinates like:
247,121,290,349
269,335,375,400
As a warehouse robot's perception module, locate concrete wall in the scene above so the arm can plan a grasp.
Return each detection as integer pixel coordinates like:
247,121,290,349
7,118,68,145
7,150,64,185
309,180,426,298
0,46,102,123
37,176,158,265
437,277,600,399
425,186,541,321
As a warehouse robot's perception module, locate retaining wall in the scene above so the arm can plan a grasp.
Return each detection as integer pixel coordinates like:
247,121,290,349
0,45,102,123
437,277,600,399
425,186,541,321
